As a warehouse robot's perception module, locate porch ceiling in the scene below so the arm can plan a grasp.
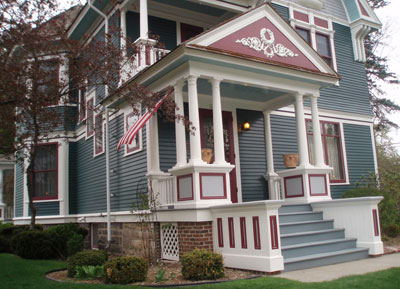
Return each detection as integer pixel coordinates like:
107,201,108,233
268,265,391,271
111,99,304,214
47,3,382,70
184,78,284,102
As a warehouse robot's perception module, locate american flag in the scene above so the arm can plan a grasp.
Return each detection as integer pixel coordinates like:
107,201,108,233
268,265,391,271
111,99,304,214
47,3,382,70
117,88,173,152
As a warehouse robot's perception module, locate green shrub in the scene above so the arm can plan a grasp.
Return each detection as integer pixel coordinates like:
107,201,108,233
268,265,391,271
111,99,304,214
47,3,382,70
12,230,56,259
46,224,88,259
181,249,224,281
104,256,148,284
67,233,84,257
67,250,108,278
341,187,382,198
384,224,400,238
74,265,104,279
0,236,12,253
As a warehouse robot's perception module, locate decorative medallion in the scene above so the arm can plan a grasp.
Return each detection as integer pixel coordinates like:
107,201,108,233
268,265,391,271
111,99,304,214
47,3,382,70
235,28,298,58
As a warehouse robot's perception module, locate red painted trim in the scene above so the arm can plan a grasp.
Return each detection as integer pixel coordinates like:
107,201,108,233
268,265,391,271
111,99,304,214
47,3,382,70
199,173,227,200
314,17,329,29
358,0,370,17
284,175,304,198
305,119,347,184
217,218,224,248
86,98,94,137
309,174,328,196
177,174,194,201
228,217,235,248
126,111,141,154
240,217,247,249
270,215,279,250
372,209,380,236
252,216,261,250
32,142,59,201
293,10,309,23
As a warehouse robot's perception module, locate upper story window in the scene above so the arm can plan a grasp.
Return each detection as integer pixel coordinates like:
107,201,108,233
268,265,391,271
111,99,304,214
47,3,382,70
180,23,203,43
291,9,337,70
306,120,346,183
125,110,142,155
94,114,104,156
33,143,58,200
35,60,59,105
79,88,86,122
86,98,94,138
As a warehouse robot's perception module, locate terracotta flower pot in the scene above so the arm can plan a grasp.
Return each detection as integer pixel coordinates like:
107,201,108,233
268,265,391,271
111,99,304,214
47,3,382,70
283,154,299,168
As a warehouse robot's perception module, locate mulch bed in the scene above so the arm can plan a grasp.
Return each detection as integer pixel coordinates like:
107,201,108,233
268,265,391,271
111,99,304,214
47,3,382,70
46,262,260,287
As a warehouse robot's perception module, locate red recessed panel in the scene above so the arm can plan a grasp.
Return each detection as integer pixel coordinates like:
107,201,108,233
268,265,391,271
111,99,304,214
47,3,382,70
294,10,309,22
209,17,318,71
217,218,224,247
228,217,235,248
314,17,329,29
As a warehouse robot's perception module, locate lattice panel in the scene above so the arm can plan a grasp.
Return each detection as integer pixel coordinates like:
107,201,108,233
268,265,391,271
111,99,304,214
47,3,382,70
161,223,179,261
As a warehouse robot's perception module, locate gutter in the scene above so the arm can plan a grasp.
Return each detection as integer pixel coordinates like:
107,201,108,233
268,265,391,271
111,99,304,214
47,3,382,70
87,0,111,250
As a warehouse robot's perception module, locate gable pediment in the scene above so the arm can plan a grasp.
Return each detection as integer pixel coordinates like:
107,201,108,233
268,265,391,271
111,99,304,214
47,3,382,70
187,4,337,76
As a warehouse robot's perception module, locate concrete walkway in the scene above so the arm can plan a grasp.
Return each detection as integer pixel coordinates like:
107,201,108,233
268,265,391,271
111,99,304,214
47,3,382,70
275,253,400,282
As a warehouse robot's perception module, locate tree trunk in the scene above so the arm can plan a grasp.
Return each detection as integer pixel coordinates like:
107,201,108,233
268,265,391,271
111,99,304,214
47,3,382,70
26,155,37,228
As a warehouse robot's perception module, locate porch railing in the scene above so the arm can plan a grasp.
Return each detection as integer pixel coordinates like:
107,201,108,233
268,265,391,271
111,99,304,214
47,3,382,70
157,176,175,207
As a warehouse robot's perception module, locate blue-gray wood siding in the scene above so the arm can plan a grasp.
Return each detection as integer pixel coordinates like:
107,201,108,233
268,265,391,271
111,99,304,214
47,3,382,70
158,112,177,172
126,12,177,51
330,123,376,198
14,162,24,217
270,114,375,198
94,26,106,105
272,4,372,116
270,114,298,171
29,202,59,216
237,109,268,201
69,112,148,214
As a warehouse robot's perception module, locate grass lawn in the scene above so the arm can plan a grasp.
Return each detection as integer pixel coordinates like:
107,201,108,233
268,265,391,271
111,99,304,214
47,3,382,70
1,253,400,289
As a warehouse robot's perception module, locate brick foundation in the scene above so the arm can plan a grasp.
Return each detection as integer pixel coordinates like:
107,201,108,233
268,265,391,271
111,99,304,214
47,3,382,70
178,221,213,257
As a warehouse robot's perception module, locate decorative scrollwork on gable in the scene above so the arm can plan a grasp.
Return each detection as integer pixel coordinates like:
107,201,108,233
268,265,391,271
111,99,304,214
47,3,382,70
236,28,298,58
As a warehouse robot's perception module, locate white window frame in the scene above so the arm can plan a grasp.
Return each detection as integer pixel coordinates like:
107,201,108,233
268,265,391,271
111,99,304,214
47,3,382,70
85,91,95,140
290,7,338,71
124,106,143,156
93,113,105,157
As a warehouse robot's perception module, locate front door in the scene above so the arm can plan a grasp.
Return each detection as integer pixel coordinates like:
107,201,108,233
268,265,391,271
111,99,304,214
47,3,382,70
199,109,238,203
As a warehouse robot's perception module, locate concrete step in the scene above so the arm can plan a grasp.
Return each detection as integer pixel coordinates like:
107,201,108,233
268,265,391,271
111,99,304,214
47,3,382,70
281,228,346,246
283,247,369,271
279,211,324,224
282,238,358,259
279,204,313,214
280,220,334,234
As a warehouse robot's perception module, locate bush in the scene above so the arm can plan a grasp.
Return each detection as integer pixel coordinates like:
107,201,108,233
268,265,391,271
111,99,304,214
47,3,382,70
12,230,56,259
0,235,12,253
46,223,88,259
181,249,224,281
104,256,148,284
341,187,382,198
67,233,84,257
67,250,108,278
384,224,400,238
74,265,104,279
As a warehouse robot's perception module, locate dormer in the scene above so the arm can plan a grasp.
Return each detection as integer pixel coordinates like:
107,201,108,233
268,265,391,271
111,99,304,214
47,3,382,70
342,0,381,62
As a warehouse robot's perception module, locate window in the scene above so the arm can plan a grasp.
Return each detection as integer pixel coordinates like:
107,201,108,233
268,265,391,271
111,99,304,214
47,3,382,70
79,89,86,122
180,23,203,42
296,27,311,44
86,98,94,137
316,33,332,65
94,114,104,156
35,60,59,105
306,121,346,183
33,144,58,200
125,111,141,154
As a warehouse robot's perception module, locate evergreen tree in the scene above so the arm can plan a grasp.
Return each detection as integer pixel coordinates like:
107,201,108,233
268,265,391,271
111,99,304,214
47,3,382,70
366,0,400,131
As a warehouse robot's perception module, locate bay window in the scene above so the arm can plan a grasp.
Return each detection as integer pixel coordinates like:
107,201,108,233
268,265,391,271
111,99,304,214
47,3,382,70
33,144,58,200
94,114,104,156
306,121,346,183
316,33,332,65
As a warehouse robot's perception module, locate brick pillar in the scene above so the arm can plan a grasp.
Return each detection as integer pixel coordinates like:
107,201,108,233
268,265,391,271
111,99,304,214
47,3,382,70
178,221,213,257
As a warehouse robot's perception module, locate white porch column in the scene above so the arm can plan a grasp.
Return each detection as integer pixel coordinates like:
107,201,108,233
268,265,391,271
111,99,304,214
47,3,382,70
147,113,161,173
310,95,325,168
210,78,227,165
294,93,310,168
264,111,275,175
120,8,127,57
187,75,205,165
174,80,187,167
0,169,4,205
140,0,148,39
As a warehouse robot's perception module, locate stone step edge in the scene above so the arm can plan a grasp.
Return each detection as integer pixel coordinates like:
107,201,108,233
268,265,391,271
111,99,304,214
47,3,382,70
284,247,369,264
279,211,323,217
281,238,358,251
280,228,345,239
280,219,334,227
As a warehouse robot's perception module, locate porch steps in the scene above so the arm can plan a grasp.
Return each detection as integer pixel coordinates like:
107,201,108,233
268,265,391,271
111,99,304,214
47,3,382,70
279,204,369,271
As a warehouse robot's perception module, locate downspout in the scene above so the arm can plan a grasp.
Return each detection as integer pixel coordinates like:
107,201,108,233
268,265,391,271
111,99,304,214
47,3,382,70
88,0,111,249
